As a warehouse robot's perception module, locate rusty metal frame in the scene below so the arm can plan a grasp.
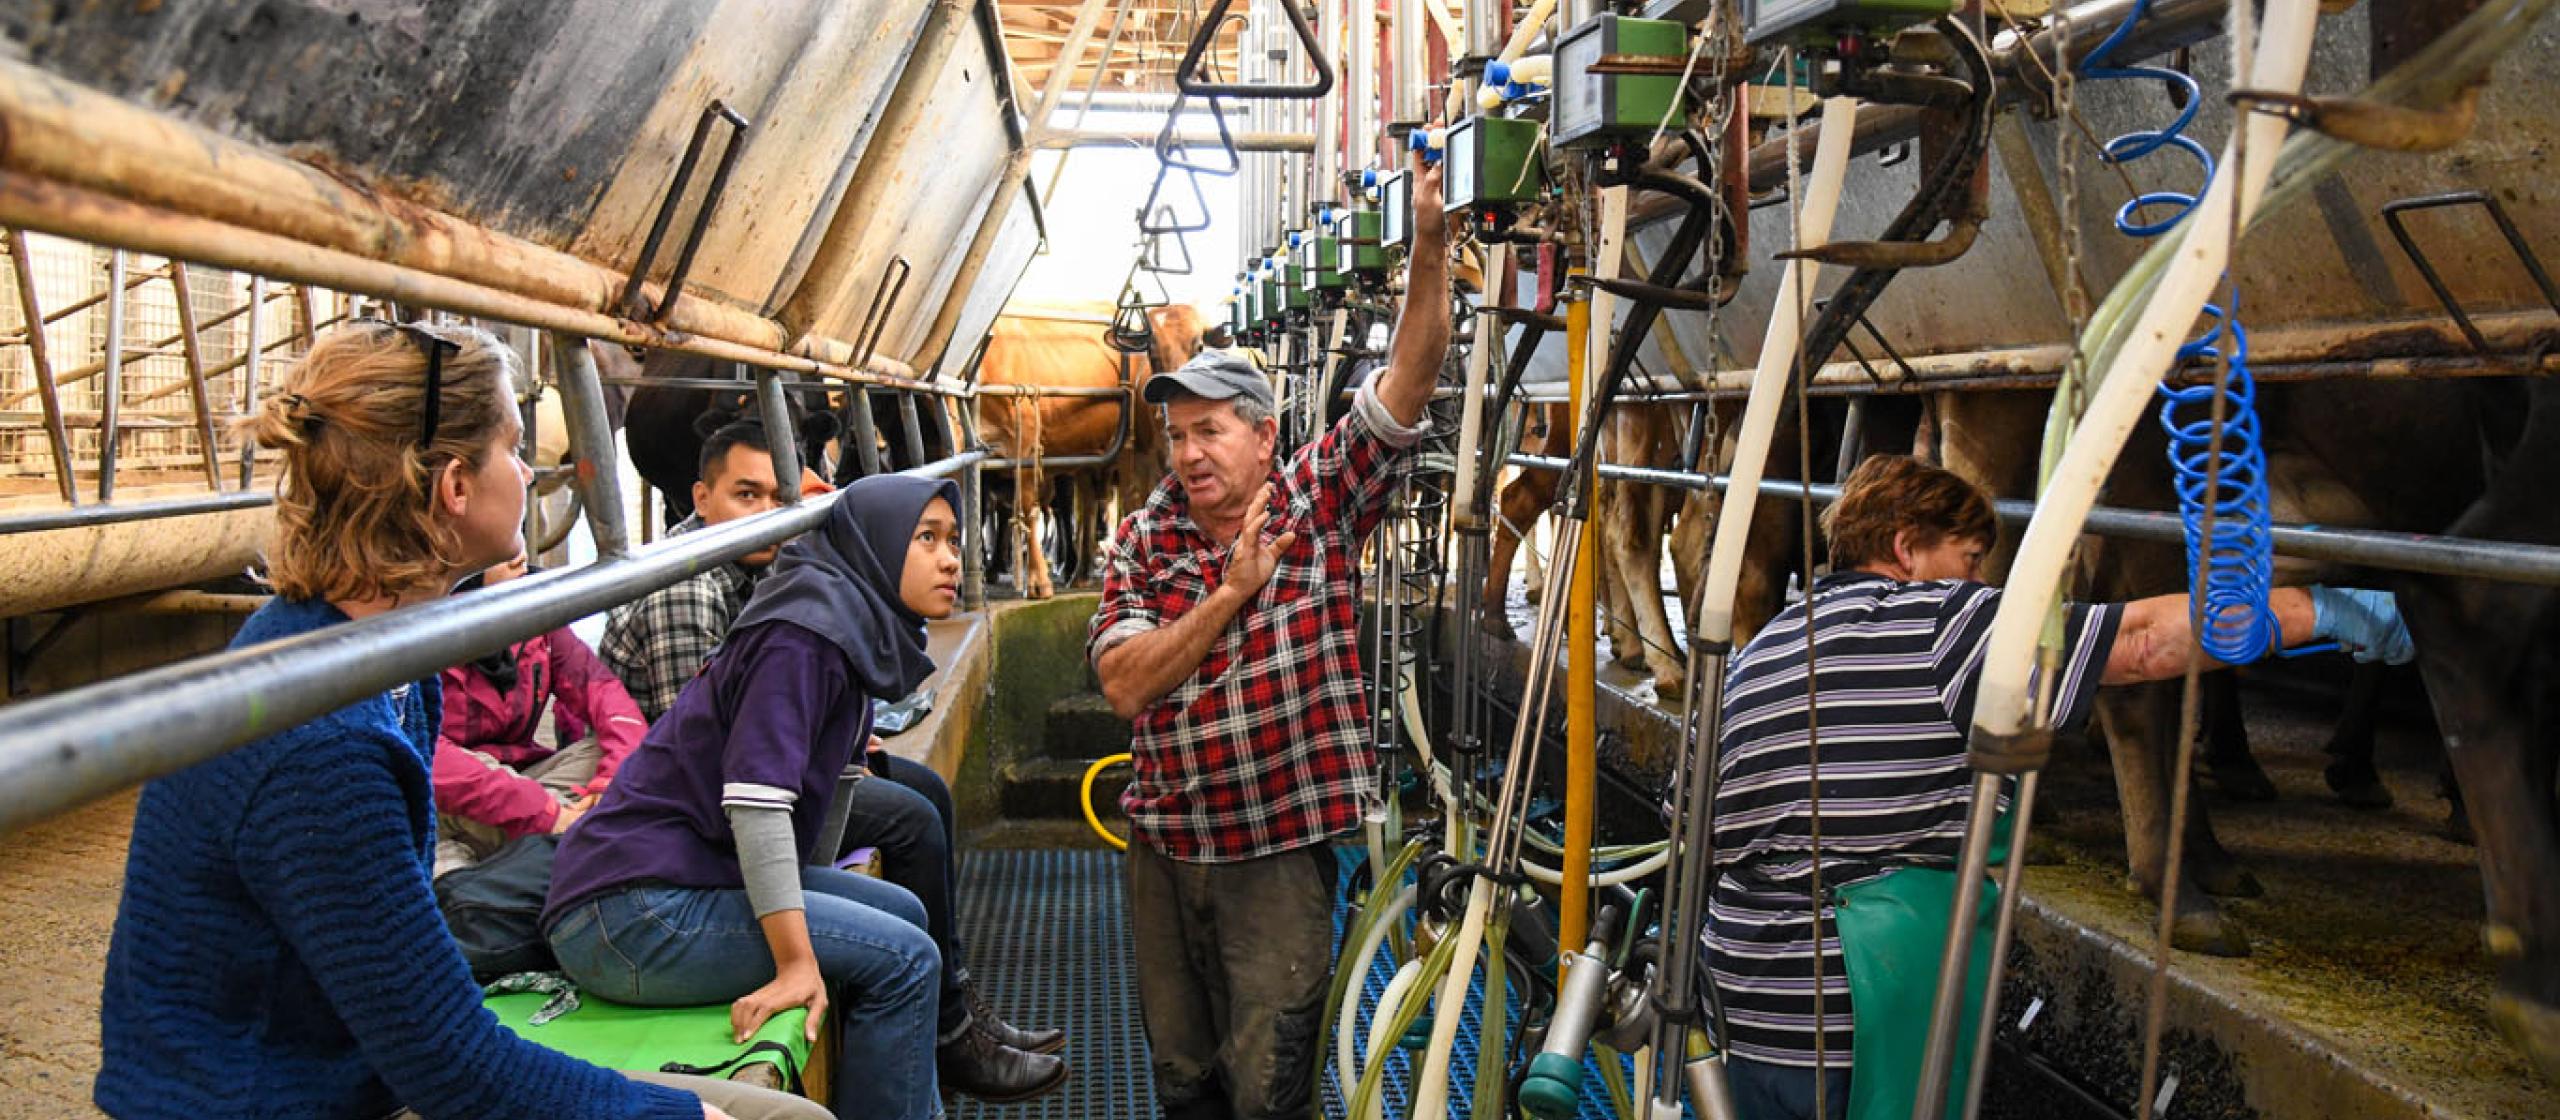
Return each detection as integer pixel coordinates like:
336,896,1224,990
236,275,264,488
98,249,126,500
5,230,79,504
853,256,915,377
3,296,271,410
163,261,229,489
2380,190,2560,354
620,102,754,325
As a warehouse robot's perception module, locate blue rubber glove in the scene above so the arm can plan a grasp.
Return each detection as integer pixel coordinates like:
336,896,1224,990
2308,586,2416,665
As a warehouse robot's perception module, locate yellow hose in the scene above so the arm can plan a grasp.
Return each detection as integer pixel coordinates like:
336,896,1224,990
1080,753,1132,851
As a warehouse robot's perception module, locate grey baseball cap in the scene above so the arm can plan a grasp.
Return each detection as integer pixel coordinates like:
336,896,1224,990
1143,350,1274,412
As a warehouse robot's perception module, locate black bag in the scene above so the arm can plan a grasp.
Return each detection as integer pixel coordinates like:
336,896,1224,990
434,833,561,982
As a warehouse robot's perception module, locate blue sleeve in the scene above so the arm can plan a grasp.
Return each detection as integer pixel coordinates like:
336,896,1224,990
232,734,699,1120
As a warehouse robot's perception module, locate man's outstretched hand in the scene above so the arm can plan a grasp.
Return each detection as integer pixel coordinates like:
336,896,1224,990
1220,484,1297,597
1410,140,1447,248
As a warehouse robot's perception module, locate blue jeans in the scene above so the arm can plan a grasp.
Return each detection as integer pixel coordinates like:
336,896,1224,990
835,754,970,1037
1727,1056,1851,1120
548,866,943,1120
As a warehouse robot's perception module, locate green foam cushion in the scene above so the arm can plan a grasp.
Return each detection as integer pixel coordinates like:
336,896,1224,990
485,991,813,1087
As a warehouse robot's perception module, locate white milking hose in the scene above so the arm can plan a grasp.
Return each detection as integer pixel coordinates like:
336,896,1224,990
1335,885,1418,1109
1968,0,2320,740
1692,96,1860,643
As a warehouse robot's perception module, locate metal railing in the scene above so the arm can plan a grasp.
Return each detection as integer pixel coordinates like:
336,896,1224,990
0,448,986,836
1505,453,2560,587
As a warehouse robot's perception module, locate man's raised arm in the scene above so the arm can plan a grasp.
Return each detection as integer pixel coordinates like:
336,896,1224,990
1374,150,1451,429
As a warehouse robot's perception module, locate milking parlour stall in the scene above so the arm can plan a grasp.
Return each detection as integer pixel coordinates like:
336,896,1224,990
0,2,2555,1120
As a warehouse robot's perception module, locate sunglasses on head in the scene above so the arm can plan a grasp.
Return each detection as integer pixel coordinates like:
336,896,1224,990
363,319,463,449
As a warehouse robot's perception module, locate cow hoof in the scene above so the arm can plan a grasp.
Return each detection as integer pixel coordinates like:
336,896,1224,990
2207,756,2279,803
2194,862,2264,900
2444,803,2477,846
2490,992,2560,1083
2170,910,2253,958
2323,759,2394,810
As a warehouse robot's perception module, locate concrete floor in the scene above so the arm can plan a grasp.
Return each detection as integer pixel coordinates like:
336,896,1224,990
0,791,130,1119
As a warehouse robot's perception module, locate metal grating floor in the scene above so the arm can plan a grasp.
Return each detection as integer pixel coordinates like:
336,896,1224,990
952,848,1650,1120
953,848,1157,1118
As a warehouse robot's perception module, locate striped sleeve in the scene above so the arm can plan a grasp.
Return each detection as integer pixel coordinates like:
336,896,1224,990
1934,583,2121,733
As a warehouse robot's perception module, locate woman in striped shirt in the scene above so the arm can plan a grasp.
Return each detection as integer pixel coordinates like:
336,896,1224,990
1707,454,2408,1120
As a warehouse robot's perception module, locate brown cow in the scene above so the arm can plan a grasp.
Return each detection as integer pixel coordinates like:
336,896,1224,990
975,299,1202,598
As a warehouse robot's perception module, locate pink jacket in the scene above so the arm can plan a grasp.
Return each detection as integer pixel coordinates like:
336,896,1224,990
434,627,648,838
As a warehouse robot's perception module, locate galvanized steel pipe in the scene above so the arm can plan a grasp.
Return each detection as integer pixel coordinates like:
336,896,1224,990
1505,454,2560,587
0,490,272,536
0,451,985,837
547,334,632,559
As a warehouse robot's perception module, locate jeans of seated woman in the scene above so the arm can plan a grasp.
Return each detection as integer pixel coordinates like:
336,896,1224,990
834,753,972,1039
547,865,943,1120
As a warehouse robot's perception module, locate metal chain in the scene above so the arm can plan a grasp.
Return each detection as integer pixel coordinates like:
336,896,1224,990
2054,2,2091,421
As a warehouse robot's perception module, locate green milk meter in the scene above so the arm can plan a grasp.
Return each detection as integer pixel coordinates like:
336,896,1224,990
1334,208,1392,274
1444,115,1546,213
1551,15,1690,149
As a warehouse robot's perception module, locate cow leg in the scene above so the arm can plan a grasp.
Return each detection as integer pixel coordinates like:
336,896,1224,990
1017,465,1054,600
2201,672,2279,802
1522,519,1550,605
1484,470,1557,640
2402,579,2560,1079
2321,661,2396,809
1610,484,1686,699
2097,686,2253,957
1591,483,1644,670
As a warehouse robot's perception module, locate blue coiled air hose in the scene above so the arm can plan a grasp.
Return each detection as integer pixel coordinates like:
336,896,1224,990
2087,0,2287,663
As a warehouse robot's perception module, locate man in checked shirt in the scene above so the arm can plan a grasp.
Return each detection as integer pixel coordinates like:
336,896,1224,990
1087,152,1449,1120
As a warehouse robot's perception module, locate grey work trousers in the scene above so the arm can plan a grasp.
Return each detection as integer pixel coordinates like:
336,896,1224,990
1125,840,1338,1120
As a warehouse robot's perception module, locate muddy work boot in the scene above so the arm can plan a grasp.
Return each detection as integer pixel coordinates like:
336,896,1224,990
957,968,1067,1055
937,1019,1070,1103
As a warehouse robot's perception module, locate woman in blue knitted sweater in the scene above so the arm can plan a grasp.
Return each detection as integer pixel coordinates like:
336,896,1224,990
94,323,795,1120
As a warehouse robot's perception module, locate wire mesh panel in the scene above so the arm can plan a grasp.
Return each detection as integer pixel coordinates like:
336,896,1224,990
0,231,349,499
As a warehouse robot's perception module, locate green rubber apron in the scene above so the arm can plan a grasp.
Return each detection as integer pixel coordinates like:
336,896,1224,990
1829,817,2008,1120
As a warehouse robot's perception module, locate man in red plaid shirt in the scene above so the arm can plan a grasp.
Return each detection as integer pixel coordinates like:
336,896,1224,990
1088,155,1449,1120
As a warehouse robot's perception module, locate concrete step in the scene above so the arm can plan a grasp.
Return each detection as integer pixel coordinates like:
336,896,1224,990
998,755,1132,822
1041,691,1132,760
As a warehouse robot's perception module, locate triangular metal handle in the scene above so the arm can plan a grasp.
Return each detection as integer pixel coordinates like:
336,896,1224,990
1140,215,1195,275
1155,92,1242,177
1137,162,1214,234
1174,0,1334,101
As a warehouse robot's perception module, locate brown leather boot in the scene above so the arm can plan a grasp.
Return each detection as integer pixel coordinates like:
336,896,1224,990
957,968,1067,1055
936,1018,1070,1103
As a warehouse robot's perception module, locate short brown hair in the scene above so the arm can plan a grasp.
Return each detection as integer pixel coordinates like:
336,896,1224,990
240,321,519,603
1823,454,1996,570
